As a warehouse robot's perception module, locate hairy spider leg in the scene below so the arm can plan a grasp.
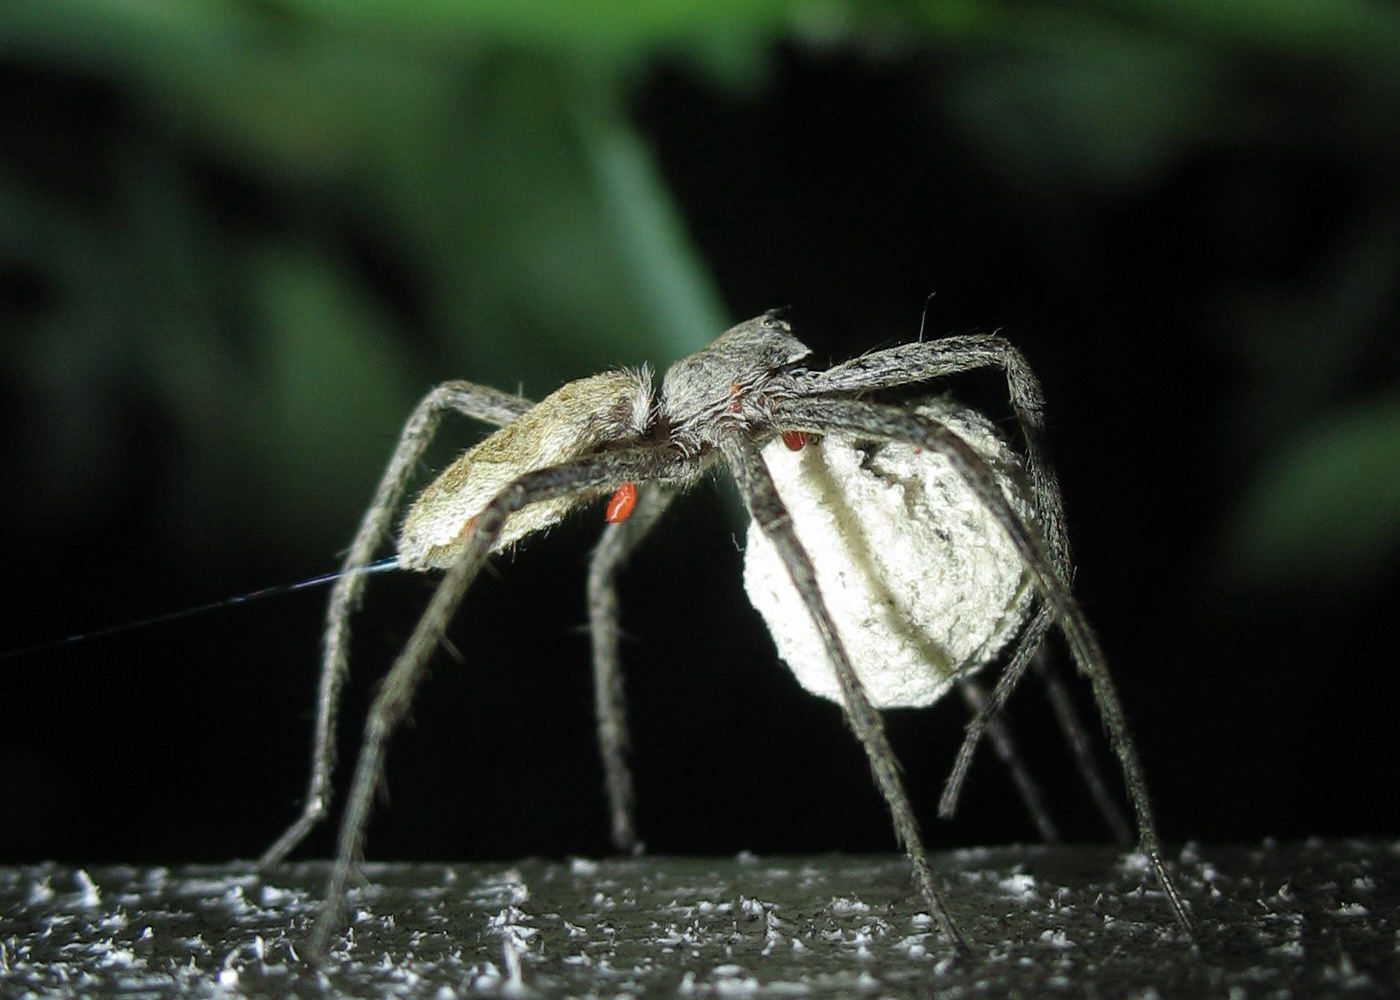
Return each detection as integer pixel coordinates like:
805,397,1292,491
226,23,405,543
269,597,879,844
592,456,1071,857
586,482,678,851
720,430,968,951
774,394,1193,935
807,337,1132,842
306,444,696,958
763,425,1064,844
258,382,535,870
951,676,1060,842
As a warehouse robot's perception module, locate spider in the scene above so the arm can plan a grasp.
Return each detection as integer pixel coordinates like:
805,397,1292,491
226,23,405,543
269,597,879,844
257,311,1193,955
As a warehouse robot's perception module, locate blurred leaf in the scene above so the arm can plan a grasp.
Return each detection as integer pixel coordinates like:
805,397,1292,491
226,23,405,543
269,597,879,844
245,245,423,540
1,0,742,561
945,30,1220,196
1225,393,1400,588
273,0,797,47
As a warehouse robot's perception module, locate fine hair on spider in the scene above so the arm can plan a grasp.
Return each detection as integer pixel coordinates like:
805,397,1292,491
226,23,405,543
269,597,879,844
258,311,1194,957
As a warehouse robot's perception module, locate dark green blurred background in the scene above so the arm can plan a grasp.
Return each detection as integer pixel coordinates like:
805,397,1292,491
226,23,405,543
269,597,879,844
3,0,1397,866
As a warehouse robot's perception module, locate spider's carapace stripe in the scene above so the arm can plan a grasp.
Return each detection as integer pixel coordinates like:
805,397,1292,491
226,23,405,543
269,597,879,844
782,431,808,451
604,482,638,523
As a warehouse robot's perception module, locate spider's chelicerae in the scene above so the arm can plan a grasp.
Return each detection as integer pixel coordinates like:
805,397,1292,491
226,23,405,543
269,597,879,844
260,311,1193,955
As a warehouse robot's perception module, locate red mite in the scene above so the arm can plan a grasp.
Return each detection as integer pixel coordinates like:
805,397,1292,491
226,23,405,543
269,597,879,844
782,431,808,451
605,482,638,523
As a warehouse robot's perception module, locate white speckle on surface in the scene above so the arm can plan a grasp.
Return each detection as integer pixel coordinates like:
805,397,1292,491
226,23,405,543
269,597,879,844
96,945,137,968
469,960,503,992
1321,950,1373,988
499,935,526,998
1,845,1392,996
74,869,102,908
828,897,871,915
569,857,600,876
1119,851,1152,875
258,884,295,905
743,396,1036,708
26,875,55,905
999,872,1037,898
711,963,761,997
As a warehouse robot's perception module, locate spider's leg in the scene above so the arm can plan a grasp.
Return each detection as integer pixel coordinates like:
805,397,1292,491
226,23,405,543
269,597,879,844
719,431,967,952
813,337,1061,552
307,444,694,958
955,675,1060,843
938,605,1046,813
259,382,534,870
811,337,1129,841
1033,651,1135,845
775,397,1193,935
586,482,678,851
942,613,1131,845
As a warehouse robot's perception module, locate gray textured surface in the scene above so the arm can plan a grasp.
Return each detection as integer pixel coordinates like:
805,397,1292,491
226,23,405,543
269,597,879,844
1,840,1395,997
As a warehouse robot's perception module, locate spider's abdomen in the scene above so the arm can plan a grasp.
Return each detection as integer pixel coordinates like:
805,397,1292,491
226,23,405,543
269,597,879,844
398,369,653,570
742,396,1037,709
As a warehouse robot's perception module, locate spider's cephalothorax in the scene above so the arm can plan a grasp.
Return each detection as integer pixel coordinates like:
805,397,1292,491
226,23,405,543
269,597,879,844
260,311,1193,956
